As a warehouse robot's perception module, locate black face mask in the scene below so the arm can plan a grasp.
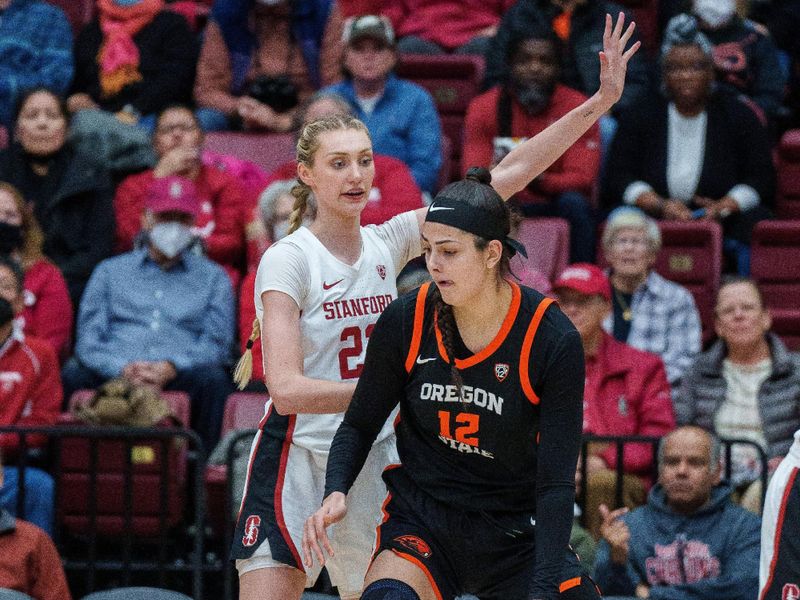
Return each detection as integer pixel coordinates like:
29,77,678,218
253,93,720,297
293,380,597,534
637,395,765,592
0,222,23,254
0,297,13,329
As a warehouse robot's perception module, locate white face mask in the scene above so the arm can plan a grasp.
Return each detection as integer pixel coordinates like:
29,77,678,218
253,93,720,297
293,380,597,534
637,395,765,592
149,222,195,259
694,0,735,29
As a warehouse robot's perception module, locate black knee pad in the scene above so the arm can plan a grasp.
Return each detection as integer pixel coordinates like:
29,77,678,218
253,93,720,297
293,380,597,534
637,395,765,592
361,578,422,600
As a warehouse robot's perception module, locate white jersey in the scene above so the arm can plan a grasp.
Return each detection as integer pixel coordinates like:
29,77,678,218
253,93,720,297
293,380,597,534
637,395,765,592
760,429,800,596
254,211,421,453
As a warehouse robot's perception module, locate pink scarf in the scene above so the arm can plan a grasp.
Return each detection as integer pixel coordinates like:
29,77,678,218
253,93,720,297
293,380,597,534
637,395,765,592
96,0,164,98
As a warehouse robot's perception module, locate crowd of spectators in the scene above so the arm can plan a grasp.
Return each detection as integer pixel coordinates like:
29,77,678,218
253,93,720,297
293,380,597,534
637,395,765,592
0,0,799,597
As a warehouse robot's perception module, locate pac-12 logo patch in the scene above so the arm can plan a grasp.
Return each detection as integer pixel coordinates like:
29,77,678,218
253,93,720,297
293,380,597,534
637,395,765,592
395,535,432,558
242,515,261,547
376,264,386,280
494,363,510,382
784,583,800,600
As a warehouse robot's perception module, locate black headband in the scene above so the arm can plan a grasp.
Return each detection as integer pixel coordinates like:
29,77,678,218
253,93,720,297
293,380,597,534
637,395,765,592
424,196,528,258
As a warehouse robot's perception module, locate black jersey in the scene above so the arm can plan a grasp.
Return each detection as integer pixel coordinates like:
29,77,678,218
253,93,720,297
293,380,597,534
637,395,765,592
326,281,584,596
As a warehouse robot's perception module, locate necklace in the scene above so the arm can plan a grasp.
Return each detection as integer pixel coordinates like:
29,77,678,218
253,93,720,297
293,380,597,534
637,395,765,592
613,287,633,322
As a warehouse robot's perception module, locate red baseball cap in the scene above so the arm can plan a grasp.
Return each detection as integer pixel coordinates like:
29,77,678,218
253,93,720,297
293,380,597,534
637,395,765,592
553,263,611,301
145,176,200,219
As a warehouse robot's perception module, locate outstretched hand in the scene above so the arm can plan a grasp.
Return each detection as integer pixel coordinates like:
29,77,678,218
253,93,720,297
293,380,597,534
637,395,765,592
301,492,348,569
598,12,641,110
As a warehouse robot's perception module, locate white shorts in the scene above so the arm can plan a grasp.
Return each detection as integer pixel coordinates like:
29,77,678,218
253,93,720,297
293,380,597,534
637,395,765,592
232,413,398,597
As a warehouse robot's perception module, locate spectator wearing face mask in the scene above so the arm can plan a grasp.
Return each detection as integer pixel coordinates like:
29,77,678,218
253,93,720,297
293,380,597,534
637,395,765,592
114,104,248,282
0,182,72,360
0,255,61,536
463,27,600,263
61,176,235,450
664,0,786,125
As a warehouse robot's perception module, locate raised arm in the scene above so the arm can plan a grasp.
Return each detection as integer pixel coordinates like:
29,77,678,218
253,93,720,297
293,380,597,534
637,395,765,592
490,13,640,201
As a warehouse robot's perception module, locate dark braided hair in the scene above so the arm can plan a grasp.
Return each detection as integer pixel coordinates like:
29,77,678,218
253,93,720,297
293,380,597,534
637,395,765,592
428,166,513,401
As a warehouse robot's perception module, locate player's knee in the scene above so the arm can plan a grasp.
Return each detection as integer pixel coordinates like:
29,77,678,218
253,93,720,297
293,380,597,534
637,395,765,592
361,578,421,600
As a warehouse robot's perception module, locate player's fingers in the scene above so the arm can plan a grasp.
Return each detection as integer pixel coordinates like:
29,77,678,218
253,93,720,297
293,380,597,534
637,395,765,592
619,20,636,50
301,521,314,568
612,12,626,44
603,13,612,49
622,41,641,63
307,515,327,567
315,512,335,559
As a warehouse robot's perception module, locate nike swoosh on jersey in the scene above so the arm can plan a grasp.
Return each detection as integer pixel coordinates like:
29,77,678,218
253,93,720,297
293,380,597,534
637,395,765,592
416,355,437,364
323,278,344,290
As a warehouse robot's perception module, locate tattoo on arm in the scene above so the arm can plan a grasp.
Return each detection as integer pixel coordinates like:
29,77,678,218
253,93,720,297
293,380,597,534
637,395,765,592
583,109,595,118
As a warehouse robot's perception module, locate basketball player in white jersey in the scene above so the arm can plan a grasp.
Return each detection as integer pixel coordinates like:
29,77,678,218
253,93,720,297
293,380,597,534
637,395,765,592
232,13,639,600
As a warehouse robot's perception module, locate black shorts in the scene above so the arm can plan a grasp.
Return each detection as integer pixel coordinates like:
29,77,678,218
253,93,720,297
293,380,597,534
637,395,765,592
375,467,600,600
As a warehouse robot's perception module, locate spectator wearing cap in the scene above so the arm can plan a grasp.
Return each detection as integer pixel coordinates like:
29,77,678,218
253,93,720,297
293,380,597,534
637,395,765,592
380,0,515,56
602,14,775,275
114,104,247,281
601,207,702,387
0,256,60,536
553,263,675,539
62,176,236,451
194,0,345,132
462,26,600,263
322,15,443,194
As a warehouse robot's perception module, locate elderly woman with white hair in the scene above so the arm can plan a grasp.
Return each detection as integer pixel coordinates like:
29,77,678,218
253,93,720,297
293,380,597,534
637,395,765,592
601,207,702,386
602,13,774,275
240,179,315,387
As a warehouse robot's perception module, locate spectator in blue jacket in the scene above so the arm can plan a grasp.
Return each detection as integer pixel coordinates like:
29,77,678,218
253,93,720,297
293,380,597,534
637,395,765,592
594,425,761,600
61,176,235,451
0,0,73,128
323,15,443,194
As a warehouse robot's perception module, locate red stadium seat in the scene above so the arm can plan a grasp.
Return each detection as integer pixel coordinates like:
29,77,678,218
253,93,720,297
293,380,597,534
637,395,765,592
751,220,800,350
204,132,296,176
512,217,570,284
598,221,722,343
776,130,800,219
58,390,191,537
395,54,485,184
45,0,94,34
206,393,268,538
654,221,722,342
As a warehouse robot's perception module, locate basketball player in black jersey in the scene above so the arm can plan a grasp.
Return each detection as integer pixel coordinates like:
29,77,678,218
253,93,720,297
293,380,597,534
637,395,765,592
302,168,598,600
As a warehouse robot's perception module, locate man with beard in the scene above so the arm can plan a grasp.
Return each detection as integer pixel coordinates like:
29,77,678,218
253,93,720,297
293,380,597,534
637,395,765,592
462,28,600,262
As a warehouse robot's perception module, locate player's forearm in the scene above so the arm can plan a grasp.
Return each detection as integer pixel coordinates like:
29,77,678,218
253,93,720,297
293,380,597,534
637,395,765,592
267,374,356,415
490,93,610,201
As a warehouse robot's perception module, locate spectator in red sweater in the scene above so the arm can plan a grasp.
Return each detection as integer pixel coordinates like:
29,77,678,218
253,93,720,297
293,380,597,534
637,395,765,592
0,182,72,360
0,451,70,600
462,27,600,262
261,91,423,229
553,263,675,539
0,257,61,536
114,104,247,281
381,0,516,55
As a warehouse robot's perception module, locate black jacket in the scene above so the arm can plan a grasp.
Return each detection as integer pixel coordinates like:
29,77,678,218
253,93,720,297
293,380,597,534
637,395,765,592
0,144,115,306
602,91,776,211
72,11,198,115
484,0,652,114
